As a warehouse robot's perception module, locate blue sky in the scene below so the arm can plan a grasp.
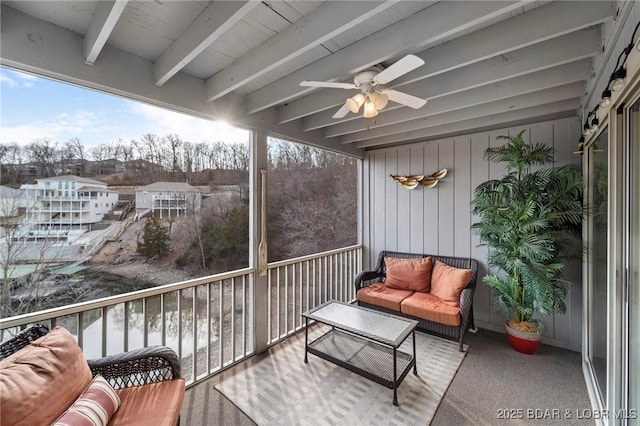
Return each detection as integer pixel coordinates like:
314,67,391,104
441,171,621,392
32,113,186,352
0,67,249,148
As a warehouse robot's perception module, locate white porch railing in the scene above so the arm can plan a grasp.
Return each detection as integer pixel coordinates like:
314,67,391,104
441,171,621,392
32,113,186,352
266,245,362,345
0,245,362,384
0,269,254,386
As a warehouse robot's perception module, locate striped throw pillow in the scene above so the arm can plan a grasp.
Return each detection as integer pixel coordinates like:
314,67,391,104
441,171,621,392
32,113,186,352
53,375,121,426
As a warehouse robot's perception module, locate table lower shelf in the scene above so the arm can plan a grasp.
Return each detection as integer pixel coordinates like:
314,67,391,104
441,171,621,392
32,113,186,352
307,328,415,389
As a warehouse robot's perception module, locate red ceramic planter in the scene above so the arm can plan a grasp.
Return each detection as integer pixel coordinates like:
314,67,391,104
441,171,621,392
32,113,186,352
505,322,541,354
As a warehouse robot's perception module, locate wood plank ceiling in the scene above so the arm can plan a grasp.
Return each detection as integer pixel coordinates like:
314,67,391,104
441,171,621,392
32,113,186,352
0,1,617,156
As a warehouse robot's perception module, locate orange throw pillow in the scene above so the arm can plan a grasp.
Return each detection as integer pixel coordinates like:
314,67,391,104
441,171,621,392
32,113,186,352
430,260,472,307
0,326,92,426
384,256,432,292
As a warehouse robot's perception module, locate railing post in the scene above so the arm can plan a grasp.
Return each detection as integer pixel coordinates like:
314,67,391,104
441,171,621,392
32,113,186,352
252,129,269,354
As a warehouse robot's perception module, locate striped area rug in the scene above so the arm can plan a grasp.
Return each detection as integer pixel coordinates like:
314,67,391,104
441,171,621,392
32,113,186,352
216,326,467,425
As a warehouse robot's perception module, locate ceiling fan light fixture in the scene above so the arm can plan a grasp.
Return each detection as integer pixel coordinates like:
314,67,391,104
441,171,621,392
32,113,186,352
371,92,389,110
346,93,365,113
300,54,426,120
363,99,378,118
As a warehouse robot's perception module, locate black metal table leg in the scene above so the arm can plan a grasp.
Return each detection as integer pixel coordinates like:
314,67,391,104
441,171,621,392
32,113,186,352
393,346,398,406
304,317,309,363
412,330,418,375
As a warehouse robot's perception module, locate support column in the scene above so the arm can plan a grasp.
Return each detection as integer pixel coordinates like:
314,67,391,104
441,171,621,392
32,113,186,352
251,128,269,354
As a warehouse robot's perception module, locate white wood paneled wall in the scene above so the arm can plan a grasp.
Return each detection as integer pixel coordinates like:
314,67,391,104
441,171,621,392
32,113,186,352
363,117,583,351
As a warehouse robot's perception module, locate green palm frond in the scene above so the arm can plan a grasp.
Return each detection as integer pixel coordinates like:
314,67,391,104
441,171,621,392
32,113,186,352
471,131,584,324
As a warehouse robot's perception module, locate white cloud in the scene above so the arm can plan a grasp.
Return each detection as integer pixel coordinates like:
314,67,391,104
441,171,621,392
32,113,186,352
0,74,18,88
129,103,250,145
0,70,37,88
1,68,250,148
1,110,116,146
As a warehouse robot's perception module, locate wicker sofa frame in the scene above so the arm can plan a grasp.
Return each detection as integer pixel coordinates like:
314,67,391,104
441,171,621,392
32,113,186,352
355,251,478,351
1,325,181,387
1,325,183,424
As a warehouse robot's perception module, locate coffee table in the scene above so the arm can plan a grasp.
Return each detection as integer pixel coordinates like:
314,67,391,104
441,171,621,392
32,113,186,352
302,300,418,406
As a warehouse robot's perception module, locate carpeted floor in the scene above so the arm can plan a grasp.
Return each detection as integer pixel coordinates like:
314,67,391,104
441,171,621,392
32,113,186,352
214,325,465,425
432,328,593,425
181,328,592,425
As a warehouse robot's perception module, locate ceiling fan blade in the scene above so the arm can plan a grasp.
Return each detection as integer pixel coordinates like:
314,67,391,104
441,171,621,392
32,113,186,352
373,54,425,85
332,102,351,119
300,80,357,89
382,89,427,109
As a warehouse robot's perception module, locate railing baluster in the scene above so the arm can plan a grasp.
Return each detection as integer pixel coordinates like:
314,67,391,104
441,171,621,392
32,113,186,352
101,306,107,357
161,293,166,347
327,255,336,300
334,253,344,302
312,259,316,308
192,287,197,381
324,256,328,303
242,275,246,357
77,312,83,349
143,297,148,349
338,253,347,302
276,267,280,339
284,265,288,336
231,277,236,361
267,270,271,343
300,262,304,330
206,282,211,374
123,301,129,353
176,291,182,362
350,250,354,301
218,281,223,368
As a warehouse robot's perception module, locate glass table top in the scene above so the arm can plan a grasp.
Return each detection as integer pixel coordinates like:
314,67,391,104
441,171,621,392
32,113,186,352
302,301,418,347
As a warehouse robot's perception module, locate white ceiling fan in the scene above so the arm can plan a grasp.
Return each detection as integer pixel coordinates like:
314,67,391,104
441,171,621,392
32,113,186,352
300,54,427,119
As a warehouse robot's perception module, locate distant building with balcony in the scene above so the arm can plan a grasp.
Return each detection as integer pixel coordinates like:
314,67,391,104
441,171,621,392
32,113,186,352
88,158,124,176
0,186,27,218
135,182,202,220
12,162,43,179
20,175,119,229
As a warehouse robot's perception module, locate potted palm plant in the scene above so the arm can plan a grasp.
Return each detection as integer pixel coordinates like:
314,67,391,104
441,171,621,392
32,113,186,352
471,131,584,354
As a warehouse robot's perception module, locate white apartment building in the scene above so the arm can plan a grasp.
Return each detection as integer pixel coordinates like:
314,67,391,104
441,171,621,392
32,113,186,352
135,182,202,219
20,175,118,229
0,186,27,218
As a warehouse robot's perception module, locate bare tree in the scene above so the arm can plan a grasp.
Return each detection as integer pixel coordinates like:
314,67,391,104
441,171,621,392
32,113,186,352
140,133,161,165
164,134,183,173
65,137,86,175
178,196,207,273
25,139,58,177
182,141,193,174
0,143,24,185
194,143,208,171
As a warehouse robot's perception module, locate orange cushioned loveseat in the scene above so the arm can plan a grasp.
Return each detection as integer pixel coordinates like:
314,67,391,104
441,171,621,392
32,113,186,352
0,325,185,426
355,251,478,351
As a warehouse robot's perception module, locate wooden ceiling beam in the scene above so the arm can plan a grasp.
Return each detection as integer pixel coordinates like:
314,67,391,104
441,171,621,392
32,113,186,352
277,0,611,125
246,0,535,114
356,101,579,149
84,0,128,65
304,29,599,132
204,1,396,102
154,1,259,87
330,59,592,141
354,91,584,148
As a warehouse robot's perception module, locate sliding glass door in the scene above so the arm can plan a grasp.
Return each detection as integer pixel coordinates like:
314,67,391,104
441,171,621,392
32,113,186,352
586,127,609,405
582,45,639,426
626,97,639,425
